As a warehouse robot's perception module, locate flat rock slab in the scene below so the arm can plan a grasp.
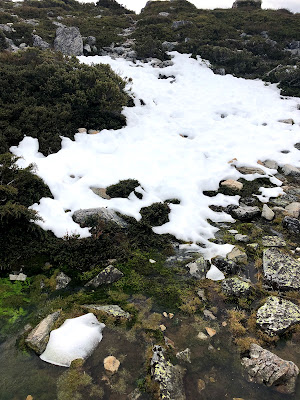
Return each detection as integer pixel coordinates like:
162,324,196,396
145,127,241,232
221,277,252,296
263,248,300,290
25,311,61,354
242,343,299,394
231,205,261,221
262,236,286,247
82,304,131,319
84,265,124,288
256,296,300,335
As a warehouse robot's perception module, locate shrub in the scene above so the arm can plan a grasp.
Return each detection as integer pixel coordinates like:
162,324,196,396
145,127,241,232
106,179,141,198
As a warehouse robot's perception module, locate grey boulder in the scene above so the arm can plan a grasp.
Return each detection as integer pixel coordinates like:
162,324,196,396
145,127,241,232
54,26,83,56
84,265,124,288
72,207,127,228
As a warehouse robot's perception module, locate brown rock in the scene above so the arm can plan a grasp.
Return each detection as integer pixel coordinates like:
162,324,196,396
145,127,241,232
197,379,206,392
221,179,243,191
104,356,120,373
205,327,216,337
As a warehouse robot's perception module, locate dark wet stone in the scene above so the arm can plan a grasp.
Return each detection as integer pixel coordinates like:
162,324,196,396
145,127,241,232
242,343,299,394
84,265,124,288
256,296,300,335
263,248,300,290
282,216,300,234
212,256,239,275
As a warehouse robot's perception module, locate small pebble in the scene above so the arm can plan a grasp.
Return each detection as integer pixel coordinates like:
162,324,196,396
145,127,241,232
160,324,166,332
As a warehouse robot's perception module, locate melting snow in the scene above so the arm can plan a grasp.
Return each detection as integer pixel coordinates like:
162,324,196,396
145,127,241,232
11,52,300,259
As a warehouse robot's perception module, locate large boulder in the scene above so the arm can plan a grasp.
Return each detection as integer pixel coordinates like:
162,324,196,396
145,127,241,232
282,216,300,234
221,277,252,296
230,205,261,221
54,26,83,56
72,207,127,228
263,248,300,290
151,345,186,400
242,344,299,394
25,311,61,354
256,296,300,336
232,0,262,8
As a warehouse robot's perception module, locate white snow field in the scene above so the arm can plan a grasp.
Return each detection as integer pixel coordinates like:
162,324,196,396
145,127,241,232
40,313,105,367
11,52,300,260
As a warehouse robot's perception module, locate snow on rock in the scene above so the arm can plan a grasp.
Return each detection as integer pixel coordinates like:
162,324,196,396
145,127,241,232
40,313,105,367
11,52,300,259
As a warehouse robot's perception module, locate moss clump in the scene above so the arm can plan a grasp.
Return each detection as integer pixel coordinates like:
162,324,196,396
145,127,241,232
106,179,141,198
140,202,170,226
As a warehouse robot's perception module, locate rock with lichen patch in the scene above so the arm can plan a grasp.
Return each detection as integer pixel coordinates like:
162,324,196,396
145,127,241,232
84,265,123,288
256,296,300,335
241,343,299,394
227,247,248,265
263,248,300,290
151,345,186,400
81,304,131,319
185,256,209,279
262,236,286,247
221,277,252,296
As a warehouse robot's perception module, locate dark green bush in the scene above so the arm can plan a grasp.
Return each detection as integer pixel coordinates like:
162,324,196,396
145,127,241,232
106,179,141,198
140,203,170,226
0,48,129,155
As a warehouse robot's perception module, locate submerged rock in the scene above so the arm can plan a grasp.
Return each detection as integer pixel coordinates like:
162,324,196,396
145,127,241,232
82,304,131,319
151,345,186,400
25,311,61,354
263,248,300,290
84,265,124,288
221,277,252,296
242,343,299,394
72,207,127,228
256,296,300,335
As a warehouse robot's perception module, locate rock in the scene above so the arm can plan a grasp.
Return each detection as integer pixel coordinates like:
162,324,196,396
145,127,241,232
235,234,249,243
262,236,286,247
159,12,170,17
221,277,252,296
227,247,248,265
197,379,206,392
26,396,33,400
54,26,83,56
247,243,259,250
172,20,192,30
82,304,131,319
160,324,167,332
162,41,178,51
203,309,217,320
185,256,209,279
282,164,300,177
236,166,265,175
230,205,261,221
83,44,91,53
9,272,27,281
55,272,71,290
84,265,124,288
176,348,191,363
5,37,18,52
205,327,216,337
197,332,208,340
128,389,142,400
151,345,186,400
88,129,99,134
282,216,300,234
104,356,120,373
232,0,262,8
25,311,61,354
256,296,300,335
262,204,275,221
241,343,299,394
77,128,87,133
221,179,243,191
87,35,96,46
212,255,239,274
271,193,299,207
32,34,50,49
197,289,207,302
169,313,174,319
0,23,13,32
90,187,111,200
215,68,226,75
72,207,127,228
263,159,278,170
278,118,294,125
285,202,300,218
263,248,300,290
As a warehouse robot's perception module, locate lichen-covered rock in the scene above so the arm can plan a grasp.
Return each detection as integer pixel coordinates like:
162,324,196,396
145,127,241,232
221,277,252,296
185,256,209,279
241,343,299,394
282,216,300,234
72,207,127,228
82,304,131,319
54,26,83,56
84,265,123,288
263,248,300,290
151,345,186,400
262,236,286,247
55,272,71,290
176,348,191,364
25,311,61,354
256,296,300,335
